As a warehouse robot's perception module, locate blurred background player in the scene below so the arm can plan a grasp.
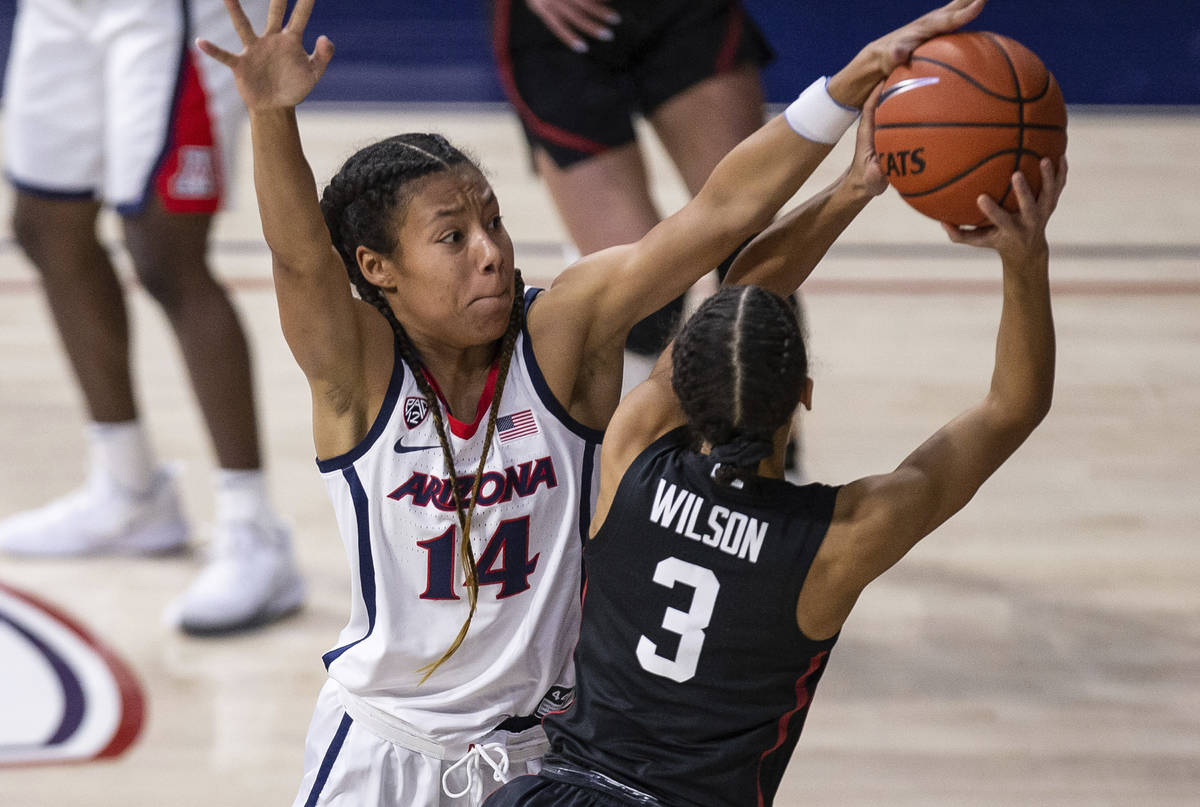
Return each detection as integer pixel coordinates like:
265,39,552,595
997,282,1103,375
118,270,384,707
0,0,304,634
490,0,773,360
491,0,808,472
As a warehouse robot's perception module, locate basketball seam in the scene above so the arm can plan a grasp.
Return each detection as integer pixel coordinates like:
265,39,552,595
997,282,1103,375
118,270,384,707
1024,72,1053,103
983,32,1025,211
876,122,1063,131
910,56,1022,103
984,32,1055,103
898,148,1050,199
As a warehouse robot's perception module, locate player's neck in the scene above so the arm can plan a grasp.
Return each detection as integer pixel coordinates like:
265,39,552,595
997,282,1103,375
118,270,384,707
416,341,501,421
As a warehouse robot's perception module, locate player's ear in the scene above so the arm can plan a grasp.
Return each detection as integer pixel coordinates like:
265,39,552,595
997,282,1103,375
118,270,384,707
358,246,398,292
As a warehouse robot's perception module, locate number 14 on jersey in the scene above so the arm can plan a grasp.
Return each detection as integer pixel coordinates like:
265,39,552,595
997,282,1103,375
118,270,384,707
417,516,540,600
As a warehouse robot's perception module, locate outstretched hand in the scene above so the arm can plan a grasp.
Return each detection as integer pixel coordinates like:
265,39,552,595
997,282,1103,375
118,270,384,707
942,157,1068,265
866,0,988,76
831,0,987,108
198,0,334,111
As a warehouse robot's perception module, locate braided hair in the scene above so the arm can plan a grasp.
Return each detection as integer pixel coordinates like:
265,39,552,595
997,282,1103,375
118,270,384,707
319,133,526,681
672,285,808,486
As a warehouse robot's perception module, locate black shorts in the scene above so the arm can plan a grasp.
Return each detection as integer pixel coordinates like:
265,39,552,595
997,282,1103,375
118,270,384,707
485,763,667,806
491,0,774,168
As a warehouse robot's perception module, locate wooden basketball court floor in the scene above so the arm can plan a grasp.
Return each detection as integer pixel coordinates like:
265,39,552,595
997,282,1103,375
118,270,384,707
0,104,1197,805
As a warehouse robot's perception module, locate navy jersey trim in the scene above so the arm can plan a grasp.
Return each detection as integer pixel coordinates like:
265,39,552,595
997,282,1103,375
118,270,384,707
576,441,600,595
315,339,407,473
521,288,606,444
117,0,190,217
577,441,598,542
303,712,353,807
321,468,378,670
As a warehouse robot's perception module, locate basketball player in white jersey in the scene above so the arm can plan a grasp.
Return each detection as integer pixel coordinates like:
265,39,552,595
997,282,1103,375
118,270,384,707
199,0,988,802
0,0,305,634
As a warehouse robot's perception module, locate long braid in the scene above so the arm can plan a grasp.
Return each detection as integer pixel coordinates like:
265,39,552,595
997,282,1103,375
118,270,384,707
321,133,528,680
415,270,524,683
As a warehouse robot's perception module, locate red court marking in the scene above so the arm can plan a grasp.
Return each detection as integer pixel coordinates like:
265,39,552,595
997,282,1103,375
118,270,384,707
0,580,146,765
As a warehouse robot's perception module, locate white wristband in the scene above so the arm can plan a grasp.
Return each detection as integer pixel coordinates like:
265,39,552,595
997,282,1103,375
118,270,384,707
784,76,860,144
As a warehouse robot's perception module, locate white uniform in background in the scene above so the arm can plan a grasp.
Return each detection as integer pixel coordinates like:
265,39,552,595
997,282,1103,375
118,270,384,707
3,0,265,213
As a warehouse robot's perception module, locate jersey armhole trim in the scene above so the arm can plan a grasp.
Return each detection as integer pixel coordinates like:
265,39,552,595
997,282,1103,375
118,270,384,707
315,339,407,473
321,467,378,670
520,287,605,444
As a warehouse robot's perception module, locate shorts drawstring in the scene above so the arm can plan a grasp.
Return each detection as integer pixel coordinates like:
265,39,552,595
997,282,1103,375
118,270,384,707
441,741,511,804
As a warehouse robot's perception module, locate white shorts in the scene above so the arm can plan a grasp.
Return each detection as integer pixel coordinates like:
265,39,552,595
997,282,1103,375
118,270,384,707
292,679,549,807
2,0,266,215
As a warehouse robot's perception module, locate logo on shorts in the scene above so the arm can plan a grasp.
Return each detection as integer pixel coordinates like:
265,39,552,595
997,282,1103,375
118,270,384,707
403,396,430,429
533,686,574,718
169,146,217,199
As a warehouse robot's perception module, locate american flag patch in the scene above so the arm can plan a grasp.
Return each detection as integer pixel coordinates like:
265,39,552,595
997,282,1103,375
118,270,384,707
496,409,538,443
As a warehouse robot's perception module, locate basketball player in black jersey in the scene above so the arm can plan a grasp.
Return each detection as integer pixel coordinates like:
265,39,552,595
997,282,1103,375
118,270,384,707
485,90,1067,806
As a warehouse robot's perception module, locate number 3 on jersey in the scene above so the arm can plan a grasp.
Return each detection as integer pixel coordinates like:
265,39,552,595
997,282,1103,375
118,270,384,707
636,557,720,683
417,516,539,600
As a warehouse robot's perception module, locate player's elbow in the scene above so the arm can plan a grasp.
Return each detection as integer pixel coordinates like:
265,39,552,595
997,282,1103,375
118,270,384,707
1028,388,1054,428
986,388,1053,444
1021,380,1055,427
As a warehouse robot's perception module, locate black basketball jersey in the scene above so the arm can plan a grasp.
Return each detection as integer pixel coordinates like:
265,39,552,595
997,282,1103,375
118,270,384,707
543,427,841,807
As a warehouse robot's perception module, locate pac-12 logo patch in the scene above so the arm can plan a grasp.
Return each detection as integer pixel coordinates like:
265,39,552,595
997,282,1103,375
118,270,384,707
404,396,430,429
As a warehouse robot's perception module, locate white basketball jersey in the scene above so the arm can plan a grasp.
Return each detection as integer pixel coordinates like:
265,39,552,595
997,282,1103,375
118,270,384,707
316,290,601,750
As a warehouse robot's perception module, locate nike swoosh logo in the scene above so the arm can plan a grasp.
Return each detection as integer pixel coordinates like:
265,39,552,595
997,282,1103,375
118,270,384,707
879,76,941,105
394,438,439,454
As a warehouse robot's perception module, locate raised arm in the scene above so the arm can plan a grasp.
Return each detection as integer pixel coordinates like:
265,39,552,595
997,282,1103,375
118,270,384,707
723,84,890,296
528,1,988,427
198,0,364,393
554,0,985,334
802,157,1067,638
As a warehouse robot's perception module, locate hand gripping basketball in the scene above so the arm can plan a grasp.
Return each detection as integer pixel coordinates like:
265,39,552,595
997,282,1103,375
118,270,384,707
942,155,1068,266
873,31,1068,226
829,0,988,109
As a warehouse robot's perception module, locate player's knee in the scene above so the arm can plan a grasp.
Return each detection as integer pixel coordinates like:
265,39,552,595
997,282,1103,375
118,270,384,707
130,257,189,311
124,208,216,311
11,195,102,270
11,201,57,265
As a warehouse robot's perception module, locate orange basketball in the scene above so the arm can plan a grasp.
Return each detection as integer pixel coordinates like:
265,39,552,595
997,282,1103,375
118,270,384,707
873,31,1067,227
